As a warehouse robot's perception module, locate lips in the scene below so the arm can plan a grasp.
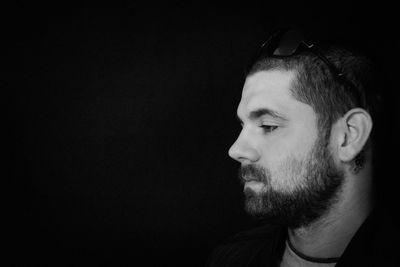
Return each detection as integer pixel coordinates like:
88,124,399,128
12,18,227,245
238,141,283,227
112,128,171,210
239,165,264,184
242,176,259,182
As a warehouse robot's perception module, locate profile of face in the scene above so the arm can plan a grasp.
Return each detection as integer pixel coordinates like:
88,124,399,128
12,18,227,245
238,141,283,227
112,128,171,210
229,70,344,228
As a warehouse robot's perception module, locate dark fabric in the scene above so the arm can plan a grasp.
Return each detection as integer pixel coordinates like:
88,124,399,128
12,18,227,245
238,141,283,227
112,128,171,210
206,210,399,266
336,209,399,267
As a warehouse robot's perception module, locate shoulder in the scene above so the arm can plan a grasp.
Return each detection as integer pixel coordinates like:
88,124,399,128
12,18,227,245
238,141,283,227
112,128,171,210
370,211,400,264
338,208,400,266
205,224,285,267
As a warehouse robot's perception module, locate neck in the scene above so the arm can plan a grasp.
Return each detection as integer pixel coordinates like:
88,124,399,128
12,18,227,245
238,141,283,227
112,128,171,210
288,165,374,259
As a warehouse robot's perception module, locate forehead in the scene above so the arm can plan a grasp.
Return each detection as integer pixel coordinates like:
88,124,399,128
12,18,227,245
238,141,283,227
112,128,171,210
238,70,312,118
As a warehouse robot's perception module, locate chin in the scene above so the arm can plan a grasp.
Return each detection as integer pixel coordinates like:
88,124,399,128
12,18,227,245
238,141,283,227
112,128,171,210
244,180,266,193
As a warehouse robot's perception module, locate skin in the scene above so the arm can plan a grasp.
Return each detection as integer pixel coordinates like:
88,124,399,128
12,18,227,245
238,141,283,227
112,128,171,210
229,70,374,259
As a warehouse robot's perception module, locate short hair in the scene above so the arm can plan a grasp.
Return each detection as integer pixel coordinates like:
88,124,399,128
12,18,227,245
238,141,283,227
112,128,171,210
247,46,382,169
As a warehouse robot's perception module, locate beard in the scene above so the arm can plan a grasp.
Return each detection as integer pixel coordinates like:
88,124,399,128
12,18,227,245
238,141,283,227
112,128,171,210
239,131,344,229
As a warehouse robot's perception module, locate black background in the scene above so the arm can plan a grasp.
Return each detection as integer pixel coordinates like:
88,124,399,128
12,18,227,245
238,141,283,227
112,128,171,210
8,2,399,266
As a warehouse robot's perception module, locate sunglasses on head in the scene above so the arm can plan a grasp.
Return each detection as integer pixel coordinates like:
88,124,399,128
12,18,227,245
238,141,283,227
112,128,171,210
246,28,360,105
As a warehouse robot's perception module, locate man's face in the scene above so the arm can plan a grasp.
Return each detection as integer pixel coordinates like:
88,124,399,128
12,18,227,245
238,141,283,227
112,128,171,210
228,70,344,228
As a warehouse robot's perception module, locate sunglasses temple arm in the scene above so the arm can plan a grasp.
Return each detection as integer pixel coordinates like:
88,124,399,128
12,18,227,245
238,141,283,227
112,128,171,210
307,44,361,105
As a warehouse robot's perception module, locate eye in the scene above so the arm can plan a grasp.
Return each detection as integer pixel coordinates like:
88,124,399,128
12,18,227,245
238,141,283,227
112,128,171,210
260,125,278,133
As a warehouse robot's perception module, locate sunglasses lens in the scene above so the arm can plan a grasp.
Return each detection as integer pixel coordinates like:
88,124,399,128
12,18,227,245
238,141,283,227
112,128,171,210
245,28,305,73
271,29,304,56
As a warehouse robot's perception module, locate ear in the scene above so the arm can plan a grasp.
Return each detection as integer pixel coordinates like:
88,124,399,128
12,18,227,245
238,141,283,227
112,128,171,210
336,108,373,163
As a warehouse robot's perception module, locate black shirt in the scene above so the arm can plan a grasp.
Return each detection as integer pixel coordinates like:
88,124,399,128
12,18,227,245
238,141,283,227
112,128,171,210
206,210,399,266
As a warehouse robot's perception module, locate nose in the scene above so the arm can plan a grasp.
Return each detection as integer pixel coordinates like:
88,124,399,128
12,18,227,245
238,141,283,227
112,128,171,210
228,131,260,164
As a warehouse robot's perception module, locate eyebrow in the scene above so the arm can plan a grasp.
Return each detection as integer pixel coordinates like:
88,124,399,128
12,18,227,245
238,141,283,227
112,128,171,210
237,108,288,123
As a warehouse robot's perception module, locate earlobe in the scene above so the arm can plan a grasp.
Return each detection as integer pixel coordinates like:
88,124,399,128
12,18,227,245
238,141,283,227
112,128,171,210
338,108,373,163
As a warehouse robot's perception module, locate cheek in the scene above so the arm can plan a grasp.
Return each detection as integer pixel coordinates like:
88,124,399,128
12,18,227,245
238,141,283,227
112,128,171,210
256,124,318,191
269,154,309,192
259,127,318,165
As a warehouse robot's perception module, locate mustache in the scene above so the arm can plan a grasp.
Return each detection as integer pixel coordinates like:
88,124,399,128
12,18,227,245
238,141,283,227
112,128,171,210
239,164,268,184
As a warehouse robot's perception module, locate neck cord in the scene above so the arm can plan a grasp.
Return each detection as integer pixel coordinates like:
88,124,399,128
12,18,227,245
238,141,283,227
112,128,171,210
287,237,341,264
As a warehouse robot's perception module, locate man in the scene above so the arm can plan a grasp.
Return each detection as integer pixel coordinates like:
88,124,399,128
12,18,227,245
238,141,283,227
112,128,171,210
206,29,398,266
